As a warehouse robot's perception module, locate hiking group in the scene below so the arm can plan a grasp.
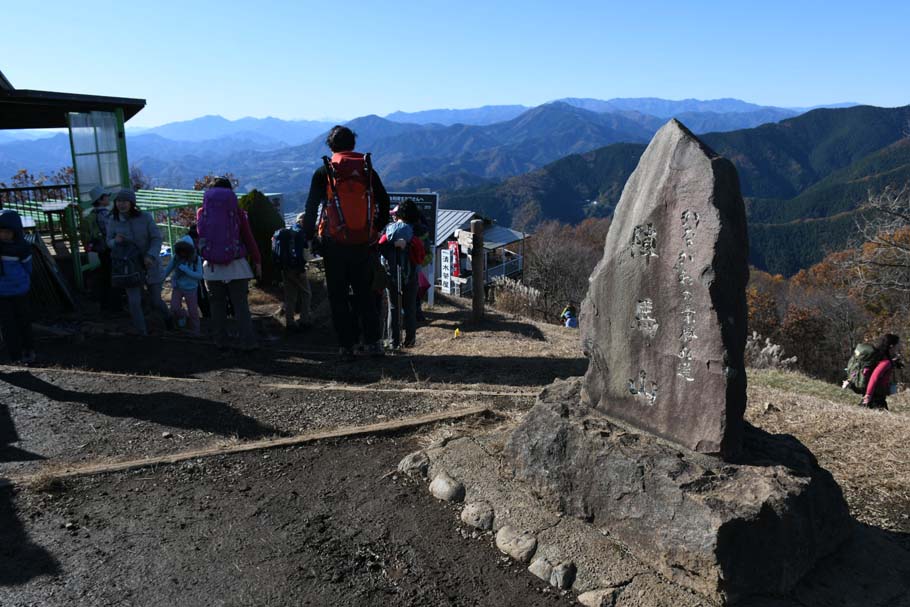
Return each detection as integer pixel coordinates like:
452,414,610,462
1,125,902,405
1,125,429,362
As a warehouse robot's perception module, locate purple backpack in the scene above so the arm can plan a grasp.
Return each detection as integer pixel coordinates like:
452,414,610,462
197,187,247,264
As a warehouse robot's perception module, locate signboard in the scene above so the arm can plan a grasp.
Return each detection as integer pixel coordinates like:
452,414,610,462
389,191,439,304
440,249,453,294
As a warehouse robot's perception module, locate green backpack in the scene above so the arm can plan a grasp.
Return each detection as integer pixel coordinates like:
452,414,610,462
845,343,882,394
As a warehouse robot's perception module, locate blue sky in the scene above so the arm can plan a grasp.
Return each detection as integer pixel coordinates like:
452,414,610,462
2,0,908,127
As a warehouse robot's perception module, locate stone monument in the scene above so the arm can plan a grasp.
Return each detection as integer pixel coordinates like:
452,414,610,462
580,119,748,458
409,120,852,605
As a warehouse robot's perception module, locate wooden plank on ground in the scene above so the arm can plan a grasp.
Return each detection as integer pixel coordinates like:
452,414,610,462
10,405,496,486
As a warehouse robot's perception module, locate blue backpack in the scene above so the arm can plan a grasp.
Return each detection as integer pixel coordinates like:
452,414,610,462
272,227,307,271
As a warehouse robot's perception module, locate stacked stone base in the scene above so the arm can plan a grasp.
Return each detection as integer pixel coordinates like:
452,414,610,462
409,378,854,605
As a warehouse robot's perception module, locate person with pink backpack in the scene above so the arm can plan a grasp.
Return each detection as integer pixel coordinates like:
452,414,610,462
196,177,261,350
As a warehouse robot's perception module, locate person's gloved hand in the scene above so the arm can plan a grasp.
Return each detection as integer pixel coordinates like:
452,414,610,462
861,395,872,406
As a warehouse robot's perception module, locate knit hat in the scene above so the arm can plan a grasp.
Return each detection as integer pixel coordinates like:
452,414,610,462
88,185,107,205
114,189,136,204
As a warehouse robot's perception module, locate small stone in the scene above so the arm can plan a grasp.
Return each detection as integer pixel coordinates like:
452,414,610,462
429,472,465,502
549,561,576,589
578,587,620,607
495,525,537,563
763,402,781,413
460,502,494,530
528,556,554,582
161,432,173,439
397,451,430,477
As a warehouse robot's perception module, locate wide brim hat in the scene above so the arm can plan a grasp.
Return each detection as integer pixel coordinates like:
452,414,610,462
88,185,106,204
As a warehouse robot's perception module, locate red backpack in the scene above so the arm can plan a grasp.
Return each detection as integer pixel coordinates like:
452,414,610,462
318,151,378,245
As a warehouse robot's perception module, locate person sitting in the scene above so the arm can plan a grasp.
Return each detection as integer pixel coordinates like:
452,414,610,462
561,304,578,329
863,333,902,410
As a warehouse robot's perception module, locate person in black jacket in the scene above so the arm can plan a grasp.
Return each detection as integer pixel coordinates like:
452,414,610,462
303,126,390,360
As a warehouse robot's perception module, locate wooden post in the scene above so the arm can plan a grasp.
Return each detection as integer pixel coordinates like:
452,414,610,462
471,219,485,321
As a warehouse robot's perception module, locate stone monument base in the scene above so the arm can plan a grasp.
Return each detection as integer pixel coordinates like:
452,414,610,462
412,378,853,605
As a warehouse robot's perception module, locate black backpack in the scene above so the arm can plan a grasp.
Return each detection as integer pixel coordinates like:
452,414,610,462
272,227,307,271
111,241,145,288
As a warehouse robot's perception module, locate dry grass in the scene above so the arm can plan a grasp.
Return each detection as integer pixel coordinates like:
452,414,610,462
413,297,583,361
247,286,283,307
748,369,910,532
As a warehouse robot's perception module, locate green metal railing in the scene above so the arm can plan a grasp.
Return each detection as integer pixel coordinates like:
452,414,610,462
135,188,204,250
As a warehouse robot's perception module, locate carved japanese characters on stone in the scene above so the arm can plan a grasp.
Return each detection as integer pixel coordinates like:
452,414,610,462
580,120,748,457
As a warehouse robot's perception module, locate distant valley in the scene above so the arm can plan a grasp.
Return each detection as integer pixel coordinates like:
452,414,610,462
3,96,898,276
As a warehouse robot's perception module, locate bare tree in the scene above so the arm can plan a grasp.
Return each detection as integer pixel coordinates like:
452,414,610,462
850,185,910,299
130,165,154,191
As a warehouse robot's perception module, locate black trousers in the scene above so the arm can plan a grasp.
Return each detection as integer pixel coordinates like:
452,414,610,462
322,242,381,349
0,295,33,362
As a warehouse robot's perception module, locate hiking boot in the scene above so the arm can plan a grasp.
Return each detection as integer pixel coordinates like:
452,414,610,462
403,337,416,348
338,346,356,362
367,342,385,357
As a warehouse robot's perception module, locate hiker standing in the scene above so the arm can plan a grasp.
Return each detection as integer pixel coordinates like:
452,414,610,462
163,236,204,336
107,190,172,336
863,333,902,410
0,210,35,364
273,213,312,333
303,126,390,360
196,177,261,351
380,200,424,349
82,186,117,311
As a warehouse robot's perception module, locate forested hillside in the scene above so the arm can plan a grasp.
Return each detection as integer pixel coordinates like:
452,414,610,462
446,104,910,274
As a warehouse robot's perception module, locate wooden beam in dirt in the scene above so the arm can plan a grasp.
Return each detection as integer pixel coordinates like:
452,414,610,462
262,383,535,398
0,364,538,398
0,364,203,384
10,405,497,486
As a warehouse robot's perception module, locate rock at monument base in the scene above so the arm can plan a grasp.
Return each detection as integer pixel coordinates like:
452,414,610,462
503,378,852,604
429,472,465,502
495,525,538,563
460,501,495,530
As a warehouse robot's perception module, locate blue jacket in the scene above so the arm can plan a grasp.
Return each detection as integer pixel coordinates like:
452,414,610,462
0,210,33,297
163,235,204,291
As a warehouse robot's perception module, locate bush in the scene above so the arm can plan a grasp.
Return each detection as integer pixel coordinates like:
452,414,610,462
238,190,285,287
490,276,543,319
745,331,797,370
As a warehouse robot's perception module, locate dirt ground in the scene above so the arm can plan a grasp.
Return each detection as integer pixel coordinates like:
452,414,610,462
2,294,909,606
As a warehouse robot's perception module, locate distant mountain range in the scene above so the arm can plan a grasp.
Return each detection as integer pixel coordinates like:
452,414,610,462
132,115,335,147
4,96,896,277
444,104,910,275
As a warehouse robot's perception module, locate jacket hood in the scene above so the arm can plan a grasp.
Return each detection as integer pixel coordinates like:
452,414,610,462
0,210,25,239
177,234,196,250
173,234,198,259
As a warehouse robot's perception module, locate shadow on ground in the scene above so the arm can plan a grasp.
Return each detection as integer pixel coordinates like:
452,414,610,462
29,335,588,386
0,371,282,439
0,485,60,585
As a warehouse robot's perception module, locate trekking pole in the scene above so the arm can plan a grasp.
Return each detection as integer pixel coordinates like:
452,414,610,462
396,247,403,348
